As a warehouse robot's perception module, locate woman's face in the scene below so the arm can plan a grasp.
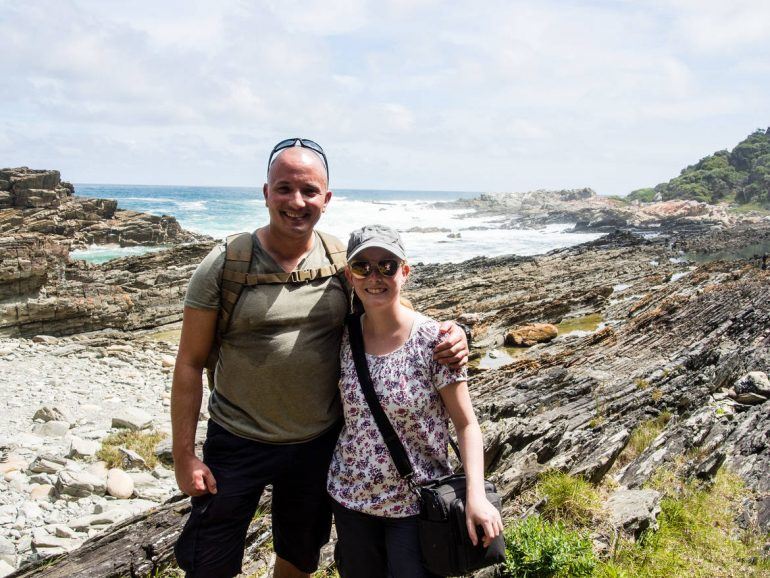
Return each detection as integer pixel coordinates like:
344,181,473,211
346,247,410,310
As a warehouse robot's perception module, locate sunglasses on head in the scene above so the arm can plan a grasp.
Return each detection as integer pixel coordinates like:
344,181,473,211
267,138,329,179
348,259,403,279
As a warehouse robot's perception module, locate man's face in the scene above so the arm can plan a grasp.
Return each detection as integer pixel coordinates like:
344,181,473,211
263,147,332,240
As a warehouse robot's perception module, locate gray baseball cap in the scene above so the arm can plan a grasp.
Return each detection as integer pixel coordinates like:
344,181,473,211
347,224,407,261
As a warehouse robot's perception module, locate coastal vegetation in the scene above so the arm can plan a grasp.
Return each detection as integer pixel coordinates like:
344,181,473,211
502,469,769,578
628,127,770,207
96,430,165,469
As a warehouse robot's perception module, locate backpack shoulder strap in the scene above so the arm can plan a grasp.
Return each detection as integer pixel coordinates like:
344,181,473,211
318,229,351,303
219,230,348,286
219,232,254,329
205,231,253,389
316,230,348,271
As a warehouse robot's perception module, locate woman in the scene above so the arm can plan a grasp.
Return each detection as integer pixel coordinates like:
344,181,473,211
327,224,503,577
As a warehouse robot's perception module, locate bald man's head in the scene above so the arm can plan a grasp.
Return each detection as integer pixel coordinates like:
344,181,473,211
268,147,329,188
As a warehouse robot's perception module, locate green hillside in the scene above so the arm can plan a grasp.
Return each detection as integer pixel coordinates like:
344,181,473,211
629,127,770,206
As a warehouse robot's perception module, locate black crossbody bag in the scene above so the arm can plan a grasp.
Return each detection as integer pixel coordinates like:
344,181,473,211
346,313,506,576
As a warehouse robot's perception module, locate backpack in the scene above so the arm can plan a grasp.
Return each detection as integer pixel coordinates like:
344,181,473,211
204,230,348,389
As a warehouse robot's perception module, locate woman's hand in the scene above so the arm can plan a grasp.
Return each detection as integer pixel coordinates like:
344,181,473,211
465,494,504,548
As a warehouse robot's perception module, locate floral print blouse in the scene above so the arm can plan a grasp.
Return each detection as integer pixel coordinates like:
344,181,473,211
327,313,468,517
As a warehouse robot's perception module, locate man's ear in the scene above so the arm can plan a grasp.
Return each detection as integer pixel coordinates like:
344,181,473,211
262,183,269,205
402,263,410,279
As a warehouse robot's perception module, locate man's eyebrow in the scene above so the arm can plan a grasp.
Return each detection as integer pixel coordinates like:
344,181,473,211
272,179,322,191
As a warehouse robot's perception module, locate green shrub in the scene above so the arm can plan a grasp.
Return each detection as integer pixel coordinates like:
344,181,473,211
537,471,601,527
502,516,597,578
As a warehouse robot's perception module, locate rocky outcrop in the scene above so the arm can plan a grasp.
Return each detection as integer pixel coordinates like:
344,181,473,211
442,188,744,231
0,168,72,210
407,222,770,531
0,168,213,337
0,194,204,249
0,242,214,337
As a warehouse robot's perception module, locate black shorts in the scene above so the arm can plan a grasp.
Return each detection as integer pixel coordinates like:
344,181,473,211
331,500,438,578
175,420,341,577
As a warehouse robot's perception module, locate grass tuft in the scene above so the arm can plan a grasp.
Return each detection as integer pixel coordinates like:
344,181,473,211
537,471,602,528
599,469,770,577
96,429,165,469
615,412,672,469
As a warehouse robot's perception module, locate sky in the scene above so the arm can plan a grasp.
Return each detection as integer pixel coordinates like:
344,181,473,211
1,0,769,195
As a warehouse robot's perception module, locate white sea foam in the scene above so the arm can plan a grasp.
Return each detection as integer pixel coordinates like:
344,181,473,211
71,186,604,264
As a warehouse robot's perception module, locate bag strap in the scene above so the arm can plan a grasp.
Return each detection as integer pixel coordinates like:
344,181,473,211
347,312,416,481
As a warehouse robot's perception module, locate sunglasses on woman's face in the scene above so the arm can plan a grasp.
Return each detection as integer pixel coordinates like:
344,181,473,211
348,259,403,279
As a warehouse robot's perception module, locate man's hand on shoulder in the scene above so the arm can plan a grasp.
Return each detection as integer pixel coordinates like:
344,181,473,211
174,454,218,497
433,321,469,370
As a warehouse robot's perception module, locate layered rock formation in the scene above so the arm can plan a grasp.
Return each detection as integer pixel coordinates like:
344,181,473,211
0,168,73,209
0,168,205,249
0,168,213,338
0,241,214,337
407,223,770,532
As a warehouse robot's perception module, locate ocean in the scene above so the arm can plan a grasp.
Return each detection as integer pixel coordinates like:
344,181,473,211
71,184,602,264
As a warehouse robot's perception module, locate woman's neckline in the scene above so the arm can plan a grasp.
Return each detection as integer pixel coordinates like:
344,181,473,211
361,311,422,358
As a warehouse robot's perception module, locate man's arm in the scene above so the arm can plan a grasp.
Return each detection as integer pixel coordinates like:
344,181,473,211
433,321,469,370
171,306,219,496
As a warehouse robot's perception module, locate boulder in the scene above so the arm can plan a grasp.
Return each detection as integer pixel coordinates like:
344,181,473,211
29,483,56,501
606,489,662,538
68,437,100,459
32,420,70,437
0,560,15,578
32,335,59,344
0,455,27,475
0,536,15,564
56,470,107,498
734,371,770,399
111,407,153,430
107,468,135,499
33,405,73,423
504,323,558,347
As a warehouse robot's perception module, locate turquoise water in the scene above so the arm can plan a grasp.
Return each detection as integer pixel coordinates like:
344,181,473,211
73,184,603,264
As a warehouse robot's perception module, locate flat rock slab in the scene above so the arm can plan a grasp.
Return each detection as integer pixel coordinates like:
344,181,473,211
68,438,99,459
28,454,67,475
32,420,70,437
56,470,106,498
606,488,661,537
111,408,152,430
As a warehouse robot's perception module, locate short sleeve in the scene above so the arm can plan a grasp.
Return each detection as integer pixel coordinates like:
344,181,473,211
184,244,226,310
419,319,468,390
431,357,467,390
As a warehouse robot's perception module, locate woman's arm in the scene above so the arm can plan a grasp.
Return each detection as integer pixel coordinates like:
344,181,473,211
439,381,504,547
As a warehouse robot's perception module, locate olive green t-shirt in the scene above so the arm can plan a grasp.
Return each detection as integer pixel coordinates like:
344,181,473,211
185,231,348,443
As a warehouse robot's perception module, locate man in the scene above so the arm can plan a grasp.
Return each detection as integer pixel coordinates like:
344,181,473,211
171,138,468,578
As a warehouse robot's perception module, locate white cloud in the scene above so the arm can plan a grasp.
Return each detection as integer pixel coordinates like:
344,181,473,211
0,0,768,193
